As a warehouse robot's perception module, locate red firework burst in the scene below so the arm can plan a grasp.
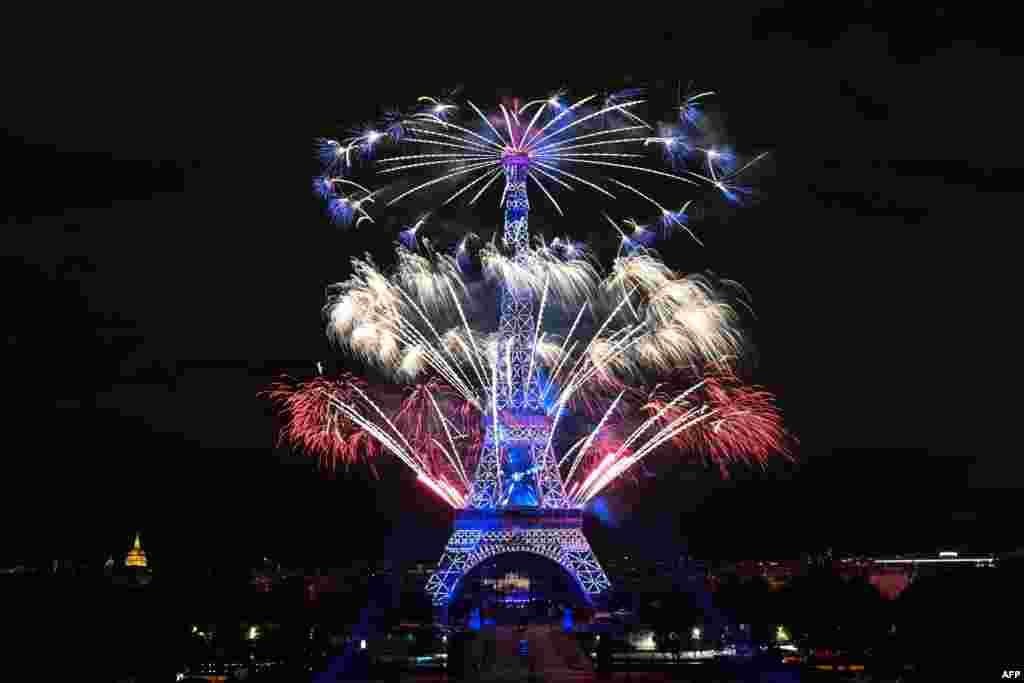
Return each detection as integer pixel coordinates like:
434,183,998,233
642,371,792,477
395,379,482,493
265,374,381,476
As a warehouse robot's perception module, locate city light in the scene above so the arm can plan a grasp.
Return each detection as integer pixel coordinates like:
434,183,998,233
692,627,701,640
360,639,367,650
875,557,994,564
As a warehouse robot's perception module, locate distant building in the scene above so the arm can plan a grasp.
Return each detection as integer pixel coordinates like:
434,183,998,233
482,571,532,604
125,533,148,568
111,532,151,586
709,550,997,600
865,550,995,596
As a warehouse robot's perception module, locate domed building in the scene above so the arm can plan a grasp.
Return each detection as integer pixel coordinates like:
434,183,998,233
125,532,147,568
112,532,151,586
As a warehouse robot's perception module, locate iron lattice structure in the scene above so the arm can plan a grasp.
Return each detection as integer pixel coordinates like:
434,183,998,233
291,87,785,613
468,161,565,510
425,509,611,607
439,158,611,610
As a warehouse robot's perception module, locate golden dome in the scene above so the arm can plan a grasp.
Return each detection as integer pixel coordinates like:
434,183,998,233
125,532,148,568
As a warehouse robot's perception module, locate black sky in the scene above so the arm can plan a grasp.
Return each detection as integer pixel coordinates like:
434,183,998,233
4,7,1014,568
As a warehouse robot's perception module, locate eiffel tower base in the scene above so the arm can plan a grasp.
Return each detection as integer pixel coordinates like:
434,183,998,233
426,507,612,622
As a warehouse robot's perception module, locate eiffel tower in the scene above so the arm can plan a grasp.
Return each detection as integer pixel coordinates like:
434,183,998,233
426,153,611,616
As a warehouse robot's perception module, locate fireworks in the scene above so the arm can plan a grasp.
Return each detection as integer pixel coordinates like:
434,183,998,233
274,81,789,509
311,84,767,237
265,374,382,477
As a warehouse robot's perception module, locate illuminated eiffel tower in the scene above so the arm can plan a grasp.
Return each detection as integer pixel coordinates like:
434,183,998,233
426,155,611,616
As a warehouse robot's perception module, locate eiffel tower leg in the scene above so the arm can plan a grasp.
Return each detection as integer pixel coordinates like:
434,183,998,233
425,528,482,610
559,527,613,604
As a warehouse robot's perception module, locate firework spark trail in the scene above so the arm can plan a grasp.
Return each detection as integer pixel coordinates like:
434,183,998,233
345,382,429,472
525,275,550,395
573,451,619,503
527,98,648,150
579,404,714,505
267,377,383,473
500,104,516,146
467,100,510,147
577,454,638,505
602,214,643,320
443,276,491,393
396,381,473,487
563,390,626,490
557,435,587,470
528,172,564,215
418,473,460,507
606,179,703,245
557,285,641,400
445,166,503,206
425,115,507,153
377,155,497,175
653,374,791,474
327,386,472,506
327,396,421,474
387,161,501,207
554,328,646,415
535,135,651,155
389,314,476,405
531,161,617,199
428,391,472,490
519,99,550,148
530,165,574,192
392,286,483,405
570,379,708,504
406,127,498,153
531,125,648,154
520,93,599,149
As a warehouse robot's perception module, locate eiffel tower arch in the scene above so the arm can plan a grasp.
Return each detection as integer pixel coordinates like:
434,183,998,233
425,508,611,614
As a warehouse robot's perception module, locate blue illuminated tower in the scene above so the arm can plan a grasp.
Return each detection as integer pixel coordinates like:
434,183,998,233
426,152,612,615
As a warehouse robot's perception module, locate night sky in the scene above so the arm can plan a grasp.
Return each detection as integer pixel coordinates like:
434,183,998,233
4,8,1013,573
